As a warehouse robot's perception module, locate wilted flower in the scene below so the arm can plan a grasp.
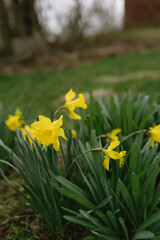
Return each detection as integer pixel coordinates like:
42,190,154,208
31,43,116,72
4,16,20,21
149,124,160,147
63,89,87,120
31,115,66,151
106,128,121,144
5,115,23,131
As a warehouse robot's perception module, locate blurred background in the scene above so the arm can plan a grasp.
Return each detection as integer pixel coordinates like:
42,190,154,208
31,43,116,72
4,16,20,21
0,0,160,118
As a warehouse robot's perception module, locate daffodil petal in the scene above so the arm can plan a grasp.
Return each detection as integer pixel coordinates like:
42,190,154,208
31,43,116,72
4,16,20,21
38,115,51,124
52,115,63,128
108,150,121,159
69,110,81,120
111,128,121,136
103,155,110,171
65,89,75,102
108,140,120,151
53,136,60,151
119,151,127,157
74,94,87,109
119,157,125,168
55,128,66,139
102,149,108,155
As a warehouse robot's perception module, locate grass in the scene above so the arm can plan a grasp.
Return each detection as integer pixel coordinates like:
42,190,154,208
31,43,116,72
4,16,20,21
0,49,160,120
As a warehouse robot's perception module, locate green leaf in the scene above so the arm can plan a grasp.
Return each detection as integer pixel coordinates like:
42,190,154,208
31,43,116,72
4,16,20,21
137,212,160,231
58,187,95,210
131,172,141,210
64,215,95,229
107,210,120,235
133,231,155,240
0,159,19,172
79,209,103,229
129,143,139,173
118,179,137,225
119,217,129,240
142,157,160,199
91,230,121,240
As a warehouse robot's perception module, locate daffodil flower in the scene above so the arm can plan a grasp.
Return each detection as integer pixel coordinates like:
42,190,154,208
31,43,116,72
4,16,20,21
31,115,66,151
63,89,87,120
102,140,121,171
106,128,121,144
149,124,160,147
5,115,23,131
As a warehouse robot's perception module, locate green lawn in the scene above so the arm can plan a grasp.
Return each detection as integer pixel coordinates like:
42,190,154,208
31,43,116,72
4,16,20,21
0,49,160,119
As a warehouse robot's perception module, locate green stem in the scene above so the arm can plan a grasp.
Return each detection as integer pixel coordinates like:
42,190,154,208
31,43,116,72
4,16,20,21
97,134,112,141
53,107,67,119
120,129,148,144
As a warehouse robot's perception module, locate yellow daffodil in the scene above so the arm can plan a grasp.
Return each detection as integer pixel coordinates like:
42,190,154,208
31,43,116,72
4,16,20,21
22,125,34,146
5,115,23,131
149,124,160,147
106,128,121,144
31,115,66,151
71,129,77,139
63,89,87,120
102,140,121,171
119,151,127,168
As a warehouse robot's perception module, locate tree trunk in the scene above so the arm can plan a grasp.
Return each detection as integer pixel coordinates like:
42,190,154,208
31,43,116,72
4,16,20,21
21,0,43,36
68,0,83,41
0,0,12,55
12,0,26,37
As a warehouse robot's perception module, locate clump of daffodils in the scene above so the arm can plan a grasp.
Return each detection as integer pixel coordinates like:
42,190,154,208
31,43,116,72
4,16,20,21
63,89,87,120
102,140,126,171
31,115,66,151
26,89,87,151
5,109,24,131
